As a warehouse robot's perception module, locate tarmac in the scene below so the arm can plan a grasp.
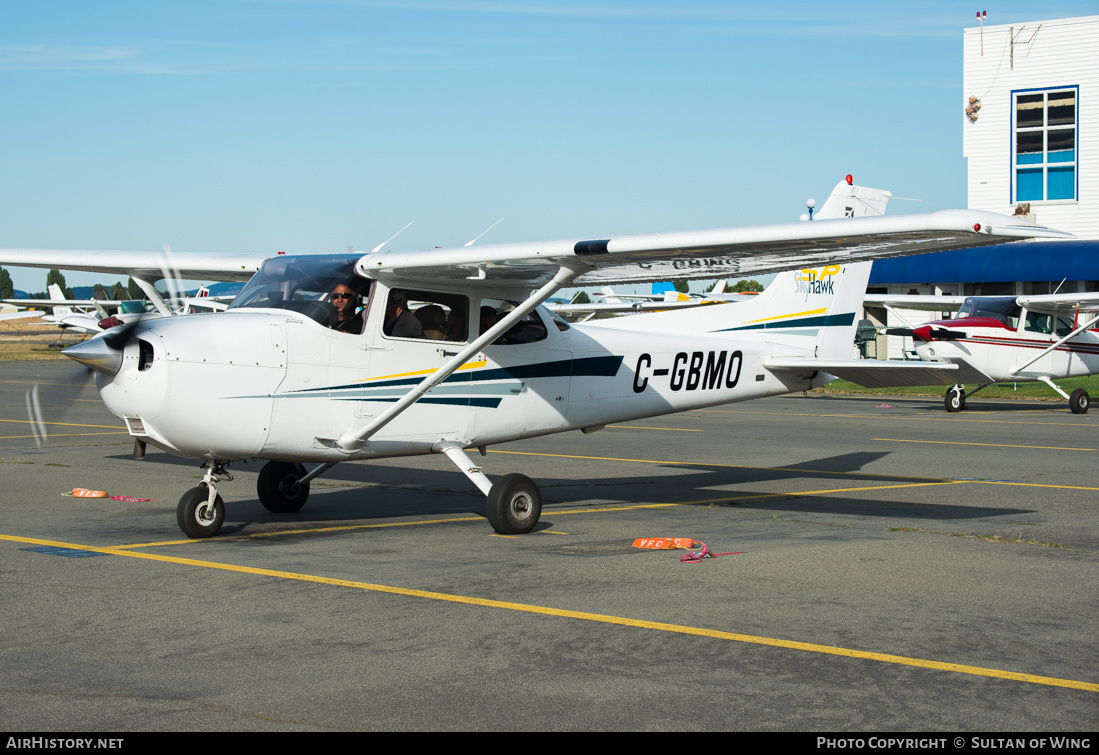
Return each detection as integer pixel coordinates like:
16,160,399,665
1,360,1096,731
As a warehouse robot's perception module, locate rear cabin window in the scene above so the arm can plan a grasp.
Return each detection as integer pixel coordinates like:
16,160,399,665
383,288,470,342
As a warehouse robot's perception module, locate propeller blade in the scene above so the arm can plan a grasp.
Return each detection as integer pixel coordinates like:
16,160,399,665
930,328,968,341
24,364,97,448
884,328,916,337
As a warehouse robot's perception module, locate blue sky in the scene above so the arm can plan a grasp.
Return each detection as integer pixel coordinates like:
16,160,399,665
2,1,1095,292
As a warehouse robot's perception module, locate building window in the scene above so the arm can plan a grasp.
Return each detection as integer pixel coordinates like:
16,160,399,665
1013,87,1077,202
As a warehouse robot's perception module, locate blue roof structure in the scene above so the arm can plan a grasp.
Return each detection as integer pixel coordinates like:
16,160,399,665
869,241,1099,285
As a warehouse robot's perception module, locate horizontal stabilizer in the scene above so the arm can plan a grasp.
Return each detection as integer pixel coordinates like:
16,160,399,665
765,358,994,389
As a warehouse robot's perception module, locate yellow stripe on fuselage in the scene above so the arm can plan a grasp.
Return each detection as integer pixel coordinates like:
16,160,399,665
355,358,488,384
745,308,827,325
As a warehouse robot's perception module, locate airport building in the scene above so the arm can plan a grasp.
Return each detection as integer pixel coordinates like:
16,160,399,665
867,14,1099,358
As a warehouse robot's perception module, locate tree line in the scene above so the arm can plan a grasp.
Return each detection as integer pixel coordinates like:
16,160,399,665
0,266,144,301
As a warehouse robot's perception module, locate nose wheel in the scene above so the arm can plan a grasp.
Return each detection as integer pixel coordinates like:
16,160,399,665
945,385,965,412
176,461,233,538
177,484,225,538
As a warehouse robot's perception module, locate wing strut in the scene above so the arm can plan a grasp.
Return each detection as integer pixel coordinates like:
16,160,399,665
130,277,173,317
331,262,591,453
1007,313,1099,377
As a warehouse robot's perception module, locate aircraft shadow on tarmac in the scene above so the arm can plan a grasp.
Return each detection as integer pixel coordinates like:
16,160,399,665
103,448,1031,535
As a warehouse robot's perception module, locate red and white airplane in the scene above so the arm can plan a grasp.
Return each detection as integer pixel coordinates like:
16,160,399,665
868,292,1099,413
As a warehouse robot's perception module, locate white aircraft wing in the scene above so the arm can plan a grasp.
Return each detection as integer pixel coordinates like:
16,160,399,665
1016,292,1099,316
0,297,124,310
357,210,1073,289
765,358,995,389
547,299,731,315
0,310,39,322
0,249,266,283
863,294,967,311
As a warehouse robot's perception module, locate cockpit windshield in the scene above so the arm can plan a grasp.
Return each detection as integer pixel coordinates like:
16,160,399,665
228,255,370,328
956,296,1021,328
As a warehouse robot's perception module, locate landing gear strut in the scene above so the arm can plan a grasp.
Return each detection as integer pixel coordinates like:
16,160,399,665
177,461,232,538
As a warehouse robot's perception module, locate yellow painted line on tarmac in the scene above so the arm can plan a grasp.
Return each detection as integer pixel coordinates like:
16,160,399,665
607,425,702,432
111,514,489,549
2,531,1095,693
0,418,124,429
489,449,952,482
874,438,1095,452
0,432,131,440
699,409,1088,428
489,450,1099,492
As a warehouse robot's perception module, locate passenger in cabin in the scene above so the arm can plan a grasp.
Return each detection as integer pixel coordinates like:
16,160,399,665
330,283,365,334
415,304,447,340
478,305,498,336
384,289,425,338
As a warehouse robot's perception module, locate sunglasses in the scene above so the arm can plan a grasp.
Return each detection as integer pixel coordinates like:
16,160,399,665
331,293,353,300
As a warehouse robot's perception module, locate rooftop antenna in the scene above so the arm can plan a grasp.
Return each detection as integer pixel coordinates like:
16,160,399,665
465,217,504,247
370,220,415,254
1010,23,1041,70
977,11,986,56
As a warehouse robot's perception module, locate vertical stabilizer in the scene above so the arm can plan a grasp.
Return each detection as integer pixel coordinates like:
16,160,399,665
815,177,892,219
593,178,889,358
47,284,73,317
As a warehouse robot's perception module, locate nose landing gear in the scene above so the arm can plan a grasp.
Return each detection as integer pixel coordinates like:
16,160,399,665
176,462,232,538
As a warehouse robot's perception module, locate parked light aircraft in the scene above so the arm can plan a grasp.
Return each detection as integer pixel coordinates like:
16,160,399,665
0,180,1071,538
1,284,231,336
867,291,1099,413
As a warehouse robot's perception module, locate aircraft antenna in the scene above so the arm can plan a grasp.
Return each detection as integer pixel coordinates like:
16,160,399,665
465,217,505,247
370,220,415,254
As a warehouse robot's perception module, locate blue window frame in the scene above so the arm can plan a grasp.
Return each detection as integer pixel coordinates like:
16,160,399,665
1012,86,1078,202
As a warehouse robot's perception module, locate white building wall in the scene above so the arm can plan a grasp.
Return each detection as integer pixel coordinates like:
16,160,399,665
963,15,1099,239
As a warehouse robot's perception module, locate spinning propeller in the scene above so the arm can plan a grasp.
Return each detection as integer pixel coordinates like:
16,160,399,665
24,249,181,454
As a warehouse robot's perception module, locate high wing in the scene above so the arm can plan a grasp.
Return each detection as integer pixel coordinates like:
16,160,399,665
546,298,734,316
356,210,1072,290
0,249,265,283
863,293,967,311
1016,292,1099,316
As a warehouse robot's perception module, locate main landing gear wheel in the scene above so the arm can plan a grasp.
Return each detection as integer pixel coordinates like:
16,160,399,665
945,385,965,413
486,473,541,535
257,461,310,513
1069,388,1090,415
177,485,225,538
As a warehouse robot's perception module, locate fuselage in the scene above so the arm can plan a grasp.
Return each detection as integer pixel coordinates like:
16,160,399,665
94,300,820,464
914,311,1099,381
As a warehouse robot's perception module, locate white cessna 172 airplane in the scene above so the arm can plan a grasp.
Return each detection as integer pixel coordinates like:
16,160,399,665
869,291,1099,413
0,179,1071,538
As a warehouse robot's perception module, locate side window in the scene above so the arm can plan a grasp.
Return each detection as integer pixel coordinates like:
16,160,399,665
479,299,548,345
383,288,469,342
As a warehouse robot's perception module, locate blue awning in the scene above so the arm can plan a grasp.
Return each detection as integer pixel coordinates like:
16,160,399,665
869,241,1099,285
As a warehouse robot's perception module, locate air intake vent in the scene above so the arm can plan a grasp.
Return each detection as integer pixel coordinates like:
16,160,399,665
124,416,146,436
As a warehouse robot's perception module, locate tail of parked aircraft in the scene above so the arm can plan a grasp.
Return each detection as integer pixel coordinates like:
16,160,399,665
814,177,891,220
47,284,73,318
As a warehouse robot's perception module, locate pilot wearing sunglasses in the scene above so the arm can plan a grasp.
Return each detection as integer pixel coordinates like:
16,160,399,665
330,284,365,334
